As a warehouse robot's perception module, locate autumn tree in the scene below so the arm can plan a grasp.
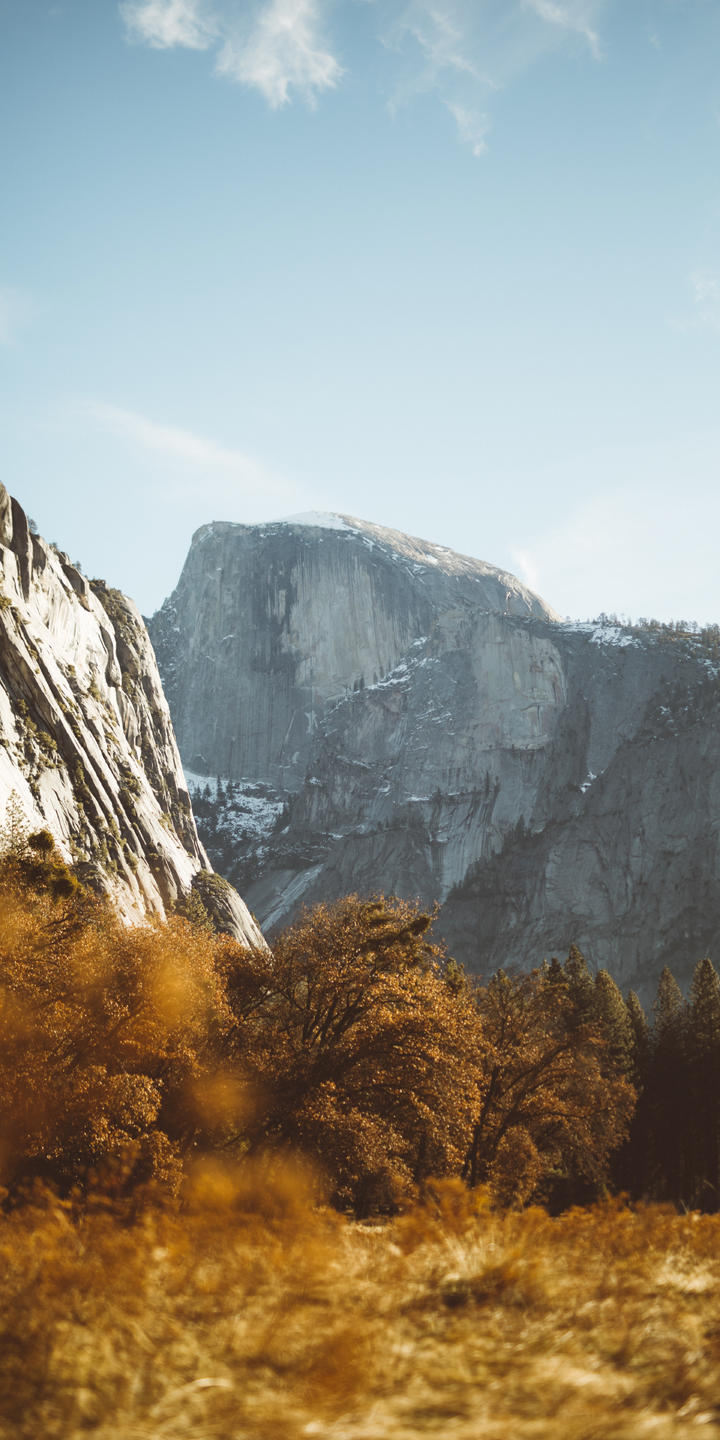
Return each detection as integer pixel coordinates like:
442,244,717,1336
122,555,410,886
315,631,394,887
221,896,483,1214
0,870,236,1198
464,957,636,1207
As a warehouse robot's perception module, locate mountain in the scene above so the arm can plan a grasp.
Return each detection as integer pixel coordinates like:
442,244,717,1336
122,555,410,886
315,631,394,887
149,512,556,790
0,484,262,947
149,512,720,998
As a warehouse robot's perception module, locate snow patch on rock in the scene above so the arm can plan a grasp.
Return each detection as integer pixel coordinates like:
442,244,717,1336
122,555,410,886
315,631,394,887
280,512,352,531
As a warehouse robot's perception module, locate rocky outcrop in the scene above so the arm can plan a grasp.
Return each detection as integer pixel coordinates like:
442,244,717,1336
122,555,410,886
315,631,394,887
0,484,263,948
149,513,556,791
151,513,720,998
437,626,720,998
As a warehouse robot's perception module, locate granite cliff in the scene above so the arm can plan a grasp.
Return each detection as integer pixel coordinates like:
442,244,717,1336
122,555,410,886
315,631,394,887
0,484,262,947
150,513,720,997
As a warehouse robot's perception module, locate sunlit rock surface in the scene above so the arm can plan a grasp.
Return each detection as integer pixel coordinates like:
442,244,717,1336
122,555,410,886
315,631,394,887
0,484,263,948
151,512,720,997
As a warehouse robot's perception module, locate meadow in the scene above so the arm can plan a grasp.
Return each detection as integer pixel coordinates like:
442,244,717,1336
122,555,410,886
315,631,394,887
1,1171,719,1440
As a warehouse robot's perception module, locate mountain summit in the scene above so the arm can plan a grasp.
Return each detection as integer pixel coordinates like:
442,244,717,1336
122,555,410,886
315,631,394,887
149,512,557,791
151,513,720,998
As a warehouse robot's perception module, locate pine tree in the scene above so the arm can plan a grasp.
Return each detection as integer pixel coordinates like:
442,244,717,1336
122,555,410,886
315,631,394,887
647,967,690,1202
563,945,595,1029
626,991,650,1087
616,990,651,1196
0,791,28,859
654,966,685,1044
688,957,720,1208
593,970,634,1078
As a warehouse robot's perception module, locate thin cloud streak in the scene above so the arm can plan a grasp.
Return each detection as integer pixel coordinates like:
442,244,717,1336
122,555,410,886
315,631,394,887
524,0,603,60
85,402,294,500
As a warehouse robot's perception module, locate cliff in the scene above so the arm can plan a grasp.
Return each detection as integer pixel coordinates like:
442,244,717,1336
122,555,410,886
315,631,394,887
149,512,556,790
0,484,263,948
150,513,720,997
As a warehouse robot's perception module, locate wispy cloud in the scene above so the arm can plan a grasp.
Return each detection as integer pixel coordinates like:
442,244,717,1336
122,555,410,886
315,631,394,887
524,0,603,60
216,0,343,107
689,268,720,331
386,2,482,80
511,456,720,626
118,0,610,140
120,0,342,106
381,0,608,156
86,401,294,499
445,102,490,156
120,0,217,50
0,286,36,346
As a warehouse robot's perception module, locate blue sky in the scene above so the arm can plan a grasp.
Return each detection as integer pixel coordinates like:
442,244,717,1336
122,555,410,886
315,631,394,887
3,0,720,622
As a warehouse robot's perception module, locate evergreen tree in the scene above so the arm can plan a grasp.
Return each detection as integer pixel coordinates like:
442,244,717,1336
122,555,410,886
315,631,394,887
647,967,690,1202
593,970,634,1078
616,990,651,1196
688,957,720,1209
0,791,28,859
654,966,685,1043
626,991,650,1088
563,944,595,1027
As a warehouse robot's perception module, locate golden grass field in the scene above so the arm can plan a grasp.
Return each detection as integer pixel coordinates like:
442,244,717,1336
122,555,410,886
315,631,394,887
1,1163,719,1440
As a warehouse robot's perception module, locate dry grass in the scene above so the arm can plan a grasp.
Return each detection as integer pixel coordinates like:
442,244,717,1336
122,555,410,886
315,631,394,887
1,1171,720,1440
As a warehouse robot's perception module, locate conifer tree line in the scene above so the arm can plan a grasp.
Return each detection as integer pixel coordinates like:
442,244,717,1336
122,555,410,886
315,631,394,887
0,800,719,1215
616,957,720,1210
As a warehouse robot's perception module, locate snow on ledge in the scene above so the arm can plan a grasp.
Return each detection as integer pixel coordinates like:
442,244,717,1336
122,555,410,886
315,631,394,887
280,512,352,531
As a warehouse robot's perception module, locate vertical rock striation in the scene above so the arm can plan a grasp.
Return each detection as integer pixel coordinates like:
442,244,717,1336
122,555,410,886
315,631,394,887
0,484,263,947
149,514,555,790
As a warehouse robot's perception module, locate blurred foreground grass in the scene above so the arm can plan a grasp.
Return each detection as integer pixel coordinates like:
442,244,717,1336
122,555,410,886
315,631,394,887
1,1164,719,1440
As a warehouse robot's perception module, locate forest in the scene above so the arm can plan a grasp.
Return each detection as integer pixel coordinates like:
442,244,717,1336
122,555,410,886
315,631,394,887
2,818,720,1437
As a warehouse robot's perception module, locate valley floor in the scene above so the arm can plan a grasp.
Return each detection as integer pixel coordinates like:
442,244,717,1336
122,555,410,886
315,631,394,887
2,1174,719,1440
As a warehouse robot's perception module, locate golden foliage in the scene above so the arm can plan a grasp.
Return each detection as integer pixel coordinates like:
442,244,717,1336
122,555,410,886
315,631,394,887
0,874,232,1196
0,871,638,1212
221,896,485,1211
466,965,637,1206
0,865,707,1435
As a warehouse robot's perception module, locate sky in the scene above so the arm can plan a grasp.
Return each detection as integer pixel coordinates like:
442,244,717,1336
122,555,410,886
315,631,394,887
3,0,720,622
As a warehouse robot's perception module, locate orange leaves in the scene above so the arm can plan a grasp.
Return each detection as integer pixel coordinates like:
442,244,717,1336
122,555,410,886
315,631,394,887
467,963,637,1206
0,881,236,1196
223,896,484,1213
0,871,635,1216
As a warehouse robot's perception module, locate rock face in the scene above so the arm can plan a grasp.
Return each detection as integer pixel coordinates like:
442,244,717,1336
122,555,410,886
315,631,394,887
149,513,556,791
0,485,263,948
150,512,720,999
